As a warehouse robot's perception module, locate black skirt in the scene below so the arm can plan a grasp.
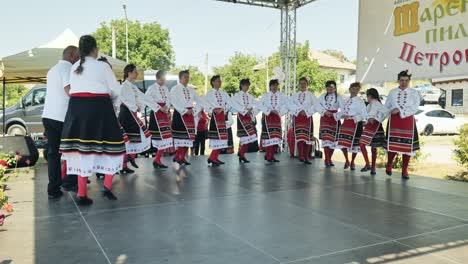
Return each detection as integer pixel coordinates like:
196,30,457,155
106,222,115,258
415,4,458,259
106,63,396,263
119,105,142,142
60,96,125,156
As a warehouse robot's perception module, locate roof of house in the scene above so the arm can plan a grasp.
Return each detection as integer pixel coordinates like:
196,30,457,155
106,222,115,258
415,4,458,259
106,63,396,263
432,75,468,84
309,50,356,71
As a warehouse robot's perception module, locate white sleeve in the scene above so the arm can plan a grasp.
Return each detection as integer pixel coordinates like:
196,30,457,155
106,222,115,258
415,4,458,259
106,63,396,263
169,87,188,115
353,99,368,123
227,93,248,116
384,91,394,110
258,94,270,115
204,91,217,113
306,94,319,117
144,85,161,112
288,94,301,117
193,89,208,112
120,83,138,112
278,94,289,116
61,68,70,88
138,89,161,113
316,95,327,116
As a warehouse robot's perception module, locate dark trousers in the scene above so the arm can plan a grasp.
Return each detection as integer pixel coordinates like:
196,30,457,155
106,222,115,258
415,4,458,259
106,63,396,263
42,118,77,195
193,130,207,155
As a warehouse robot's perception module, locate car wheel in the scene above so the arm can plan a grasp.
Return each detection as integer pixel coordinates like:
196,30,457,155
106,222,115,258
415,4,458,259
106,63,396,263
7,124,27,136
423,125,434,136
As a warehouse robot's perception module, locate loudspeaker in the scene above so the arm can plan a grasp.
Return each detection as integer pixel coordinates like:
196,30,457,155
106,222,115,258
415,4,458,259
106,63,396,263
0,136,39,168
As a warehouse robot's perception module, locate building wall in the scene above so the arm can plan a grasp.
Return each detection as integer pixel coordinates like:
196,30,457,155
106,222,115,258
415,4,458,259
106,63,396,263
433,81,468,115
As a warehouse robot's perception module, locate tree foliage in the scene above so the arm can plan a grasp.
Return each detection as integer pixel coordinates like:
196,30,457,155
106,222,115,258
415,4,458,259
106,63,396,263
454,124,468,169
0,85,29,108
322,49,351,62
93,19,175,71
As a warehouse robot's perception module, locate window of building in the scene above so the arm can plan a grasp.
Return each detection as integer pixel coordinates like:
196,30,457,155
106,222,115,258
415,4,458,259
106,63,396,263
452,89,463,106
340,74,345,84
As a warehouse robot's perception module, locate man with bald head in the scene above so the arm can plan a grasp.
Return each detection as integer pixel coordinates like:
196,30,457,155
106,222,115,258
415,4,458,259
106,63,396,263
43,45,80,199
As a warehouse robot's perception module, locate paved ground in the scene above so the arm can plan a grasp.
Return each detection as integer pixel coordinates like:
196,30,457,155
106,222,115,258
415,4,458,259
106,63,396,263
1,153,468,264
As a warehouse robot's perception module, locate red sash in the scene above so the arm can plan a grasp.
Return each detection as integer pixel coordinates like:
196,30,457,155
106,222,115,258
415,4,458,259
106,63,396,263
238,113,256,137
210,112,228,140
130,110,151,139
154,110,172,140
337,119,358,149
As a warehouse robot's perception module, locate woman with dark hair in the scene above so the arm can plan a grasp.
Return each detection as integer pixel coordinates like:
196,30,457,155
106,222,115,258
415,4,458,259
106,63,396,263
118,64,155,173
335,82,367,170
170,70,205,165
146,70,173,168
289,77,319,164
60,35,125,205
232,78,259,163
258,79,289,163
359,88,389,174
204,75,243,166
384,70,420,180
316,80,345,167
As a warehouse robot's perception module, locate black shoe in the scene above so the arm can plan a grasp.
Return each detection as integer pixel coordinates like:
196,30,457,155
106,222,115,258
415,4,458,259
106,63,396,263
386,170,392,176
217,160,225,165
153,161,168,169
402,174,410,180
239,157,250,163
344,162,350,169
120,167,135,174
76,196,93,206
87,179,91,184
361,166,371,172
62,185,78,192
304,160,312,165
96,173,104,180
266,159,274,163
330,163,335,167
48,190,63,200
102,187,118,200
182,160,191,166
128,155,139,168
207,159,220,166
350,165,356,171
325,163,331,168
299,159,305,163
370,170,377,175
273,159,280,163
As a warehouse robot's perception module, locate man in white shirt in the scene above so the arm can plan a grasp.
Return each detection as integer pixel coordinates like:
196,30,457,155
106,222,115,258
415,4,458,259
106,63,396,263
42,46,79,199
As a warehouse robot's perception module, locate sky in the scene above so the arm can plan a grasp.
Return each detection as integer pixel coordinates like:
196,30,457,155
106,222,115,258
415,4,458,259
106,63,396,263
0,0,358,71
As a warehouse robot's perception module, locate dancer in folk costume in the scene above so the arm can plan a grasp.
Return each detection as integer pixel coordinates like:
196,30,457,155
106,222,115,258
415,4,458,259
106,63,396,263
317,81,345,167
359,88,389,175
193,109,209,155
118,64,155,173
232,78,259,163
335,82,367,170
146,70,173,169
170,70,205,165
384,70,421,180
289,77,319,165
259,79,289,163
60,35,125,205
204,75,243,166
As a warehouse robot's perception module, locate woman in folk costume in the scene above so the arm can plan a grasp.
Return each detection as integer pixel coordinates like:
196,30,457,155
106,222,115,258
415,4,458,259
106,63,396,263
232,78,259,163
359,88,389,175
118,64,154,173
204,75,243,166
317,81,345,167
60,35,125,205
335,82,367,170
259,79,289,163
145,70,173,169
170,70,205,165
384,70,420,180
289,77,319,165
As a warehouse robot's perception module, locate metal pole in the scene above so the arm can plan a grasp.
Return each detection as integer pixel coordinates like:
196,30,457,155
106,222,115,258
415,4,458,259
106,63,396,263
2,77,6,135
123,3,129,63
204,53,209,94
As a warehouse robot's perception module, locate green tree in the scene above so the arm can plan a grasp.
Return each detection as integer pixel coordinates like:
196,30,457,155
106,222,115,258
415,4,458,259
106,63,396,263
213,52,266,97
0,85,29,108
93,19,175,70
170,66,206,95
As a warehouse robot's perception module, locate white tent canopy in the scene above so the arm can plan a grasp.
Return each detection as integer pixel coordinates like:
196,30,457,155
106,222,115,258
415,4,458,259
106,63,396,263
0,29,137,84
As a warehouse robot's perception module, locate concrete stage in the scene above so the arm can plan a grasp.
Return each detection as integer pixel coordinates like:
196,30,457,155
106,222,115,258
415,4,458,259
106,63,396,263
1,153,468,264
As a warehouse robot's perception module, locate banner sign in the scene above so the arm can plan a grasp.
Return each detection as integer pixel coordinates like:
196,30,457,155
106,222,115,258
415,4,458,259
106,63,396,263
357,0,468,83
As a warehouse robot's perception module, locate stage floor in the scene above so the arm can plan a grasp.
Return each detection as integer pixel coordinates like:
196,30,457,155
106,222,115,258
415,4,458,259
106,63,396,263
2,153,468,264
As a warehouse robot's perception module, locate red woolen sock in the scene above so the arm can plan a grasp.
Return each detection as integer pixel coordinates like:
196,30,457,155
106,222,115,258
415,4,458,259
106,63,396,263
304,144,311,161
209,149,219,161
129,154,137,160
297,142,304,160
387,152,397,171
175,148,183,161
324,147,330,164
61,160,67,180
182,147,189,161
351,153,357,166
371,148,378,171
239,144,248,158
402,154,410,176
360,144,370,167
154,149,164,164
329,148,335,162
103,174,113,190
77,176,88,197
342,148,349,164
269,146,276,160
122,154,128,168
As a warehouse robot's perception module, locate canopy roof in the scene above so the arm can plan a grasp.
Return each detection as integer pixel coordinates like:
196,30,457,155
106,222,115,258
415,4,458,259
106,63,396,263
0,29,140,84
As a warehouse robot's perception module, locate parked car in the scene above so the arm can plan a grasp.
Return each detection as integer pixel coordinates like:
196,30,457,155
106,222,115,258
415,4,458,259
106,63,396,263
0,85,46,136
415,107,463,135
414,84,441,104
